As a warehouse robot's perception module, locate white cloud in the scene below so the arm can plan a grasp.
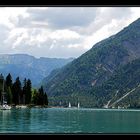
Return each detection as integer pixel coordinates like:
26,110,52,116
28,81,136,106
83,18,134,49
0,7,140,58
67,44,80,48
0,7,28,28
49,29,81,40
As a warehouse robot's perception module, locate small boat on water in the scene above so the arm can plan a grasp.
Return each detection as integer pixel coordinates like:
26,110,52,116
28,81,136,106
0,95,11,110
68,102,71,108
67,102,80,109
0,102,11,110
78,102,80,108
0,74,11,110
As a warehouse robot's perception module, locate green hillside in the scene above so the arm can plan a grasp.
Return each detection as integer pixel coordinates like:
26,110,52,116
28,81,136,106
43,18,140,108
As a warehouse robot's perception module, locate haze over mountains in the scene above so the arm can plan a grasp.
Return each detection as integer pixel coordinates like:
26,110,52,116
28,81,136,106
0,54,74,86
43,18,140,108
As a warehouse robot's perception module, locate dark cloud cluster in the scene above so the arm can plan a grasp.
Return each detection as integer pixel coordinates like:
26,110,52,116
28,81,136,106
26,8,98,29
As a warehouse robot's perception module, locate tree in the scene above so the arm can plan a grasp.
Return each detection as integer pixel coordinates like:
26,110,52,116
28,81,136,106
36,86,48,105
32,86,48,106
25,79,32,104
12,77,22,105
6,73,12,88
6,86,12,104
38,86,44,105
44,92,48,105
22,78,27,104
5,73,13,105
0,73,4,102
32,89,38,105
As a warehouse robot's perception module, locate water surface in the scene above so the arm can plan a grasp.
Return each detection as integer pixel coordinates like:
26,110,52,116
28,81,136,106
0,108,140,133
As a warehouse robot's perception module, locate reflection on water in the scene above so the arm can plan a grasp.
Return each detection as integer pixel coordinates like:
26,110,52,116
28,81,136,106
0,108,140,133
0,110,11,119
0,108,31,133
0,110,11,131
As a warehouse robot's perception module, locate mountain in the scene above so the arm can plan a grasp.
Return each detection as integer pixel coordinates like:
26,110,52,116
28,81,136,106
43,18,140,108
90,58,140,108
0,54,74,86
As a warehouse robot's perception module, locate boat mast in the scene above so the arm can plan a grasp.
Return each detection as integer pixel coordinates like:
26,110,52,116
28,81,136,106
0,74,4,105
77,97,80,108
2,76,5,105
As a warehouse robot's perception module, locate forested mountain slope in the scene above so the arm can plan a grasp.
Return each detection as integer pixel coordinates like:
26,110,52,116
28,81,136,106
43,18,140,108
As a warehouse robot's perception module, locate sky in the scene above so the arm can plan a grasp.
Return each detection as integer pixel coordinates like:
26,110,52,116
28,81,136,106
0,7,140,58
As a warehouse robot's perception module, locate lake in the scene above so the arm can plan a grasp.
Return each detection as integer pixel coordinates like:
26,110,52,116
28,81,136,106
0,107,140,134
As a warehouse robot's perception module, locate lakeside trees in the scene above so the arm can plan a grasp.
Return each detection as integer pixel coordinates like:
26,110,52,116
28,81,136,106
0,73,48,106
32,86,48,105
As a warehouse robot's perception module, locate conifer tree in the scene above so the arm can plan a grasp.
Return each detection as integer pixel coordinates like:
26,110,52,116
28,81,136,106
12,77,21,105
0,74,4,102
44,92,48,105
6,86,12,104
25,79,32,104
32,89,38,105
5,73,13,104
38,86,44,105
6,73,12,88
22,78,27,104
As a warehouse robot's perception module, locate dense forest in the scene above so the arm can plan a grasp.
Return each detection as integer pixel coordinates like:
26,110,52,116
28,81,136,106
43,18,140,108
0,73,48,106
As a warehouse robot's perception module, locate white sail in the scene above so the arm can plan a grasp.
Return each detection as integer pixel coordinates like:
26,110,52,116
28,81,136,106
78,102,80,108
68,102,71,108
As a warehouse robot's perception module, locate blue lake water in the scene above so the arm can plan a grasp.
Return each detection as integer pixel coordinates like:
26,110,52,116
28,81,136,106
0,108,140,133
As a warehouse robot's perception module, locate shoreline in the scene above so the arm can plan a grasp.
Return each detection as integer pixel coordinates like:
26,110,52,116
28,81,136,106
6,105,140,110
11,104,48,109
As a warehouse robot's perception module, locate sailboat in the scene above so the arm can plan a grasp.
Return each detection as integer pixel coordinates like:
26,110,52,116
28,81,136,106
0,91,11,110
68,102,71,108
78,102,80,108
0,75,11,110
0,99,11,110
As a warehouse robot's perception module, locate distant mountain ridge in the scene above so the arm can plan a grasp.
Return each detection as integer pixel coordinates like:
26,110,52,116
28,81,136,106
43,18,140,108
0,54,74,86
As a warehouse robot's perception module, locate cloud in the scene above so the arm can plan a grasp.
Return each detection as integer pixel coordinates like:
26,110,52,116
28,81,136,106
0,7,140,58
26,7,98,29
49,29,81,40
72,7,132,35
26,42,86,58
0,24,11,52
